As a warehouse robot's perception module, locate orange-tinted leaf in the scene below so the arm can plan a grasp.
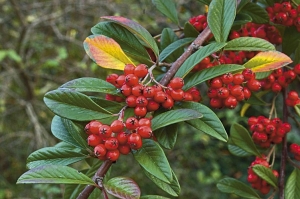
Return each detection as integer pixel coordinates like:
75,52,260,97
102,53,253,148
244,51,292,72
84,35,134,70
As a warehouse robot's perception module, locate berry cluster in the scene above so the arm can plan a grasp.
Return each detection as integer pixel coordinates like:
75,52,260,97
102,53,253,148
259,68,297,92
267,2,300,32
290,143,300,161
106,64,201,117
85,117,153,161
286,90,300,106
189,14,207,32
248,116,291,148
208,69,261,109
247,156,278,194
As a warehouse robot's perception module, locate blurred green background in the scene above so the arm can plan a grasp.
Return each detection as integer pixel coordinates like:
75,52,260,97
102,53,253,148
1,0,295,198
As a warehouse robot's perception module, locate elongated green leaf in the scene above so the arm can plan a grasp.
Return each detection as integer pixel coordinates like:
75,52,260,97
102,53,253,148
183,22,199,38
241,2,269,23
62,118,89,149
285,168,300,199
44,90,113,121
90,97,125,114
228,143,252,157
246,93,267,106
26,147,87,169
151,109,202,131
175,42,227,78
180,102,228,142
154,124,178,149
51,116,86,149
133,139,172,183
236,0,251,13
196,0,211,5
230,123,261,157
140,195,170,199
282,26,300,56
183,64,245,90
225,37,275,51
252,165,278,188
59,77,119,96
294,105,300,117
295,45,300,64
17,165,95,185
91,22,151,64
159,38,194,62
152,0,179,25
101,16,159,57
144,169,180,197
217,178,260,199
104,177,140,199
160,28,178,51
255,71,272,79
207,0,236,42
233,13,252,26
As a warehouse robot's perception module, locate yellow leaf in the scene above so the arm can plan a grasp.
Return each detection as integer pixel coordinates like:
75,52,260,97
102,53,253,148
84,35,134,70
244,51,292,72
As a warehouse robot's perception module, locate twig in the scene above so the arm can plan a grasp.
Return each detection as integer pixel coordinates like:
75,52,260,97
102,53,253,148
77,160,113,199
287,156,300,169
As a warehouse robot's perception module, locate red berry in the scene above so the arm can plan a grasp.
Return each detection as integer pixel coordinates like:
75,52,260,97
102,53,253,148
120,84,132,96
127,133,143,150
124,64,135,75
232,74,245,85
230,85,244,97
162,96,174,109
143,86,155,98
137,126,153,138
94,144,107,158
99,125,113,138
131,84,144,96
106,149,120,161
224,95,237,109
229,31,240,40
105,137,119,150
115,75,126,88
243,87,251,100
169,77,184,89
154,91,167,103
210,97,223,109
85,120,102,135
288,91,299,100
271,83,282,93
247,79,261,91
106,74,118,86
126,95,137,107
217,87,230,99
138,118,152,127
170,89,184,101
183,92,193,101
282,2,292,12
146,100,160,111
134,64,148,78
88,134,102,147
242,69,255,80
117,131,130,145
110,120,124,133
136,96,148,107
294,64,300,74
134,106,147,117
125,74,139,86
118,144,131,155
125,117,139,130
209,77,223,88
221,73,233,84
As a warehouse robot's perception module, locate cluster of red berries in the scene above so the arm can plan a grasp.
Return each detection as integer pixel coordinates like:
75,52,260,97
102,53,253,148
267,2,300,32
189,14,207,32
85,117,153,161
260,67,298,93
248,116,291,148
208,69,261,109
106,64,201,117
286,90,300,106
290,143,300,161
247,156,278,194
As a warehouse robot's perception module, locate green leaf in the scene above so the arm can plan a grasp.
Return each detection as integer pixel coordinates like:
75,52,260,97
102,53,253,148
282,26,300,56
140,195,170,199
151,109,202,131
159,38,194,62
175,42,227,78
26,147,87,169
180,102,228,142
285,168,300,199
294,105,300,117
236,0,251,13
160,28,178,51
143,169,180,197
233,13,252,27
207,0,236,42
183,22,199,38
154,124,178,149
228,142,253,157
44,90,113,121
246,92,267,106
255,71,272,79
152,0,179,25
252,165,278,188
51,116,87,149
133,139,172,183
59,77,119,96
91,22,151,65
17,165,95,185
241,2,269,24
104,177,140,199
61,118,89,149
101,16,159,58
196,0,211,5
183,64,245,90
295,44,300,64
225,37,275,51
217,178,260,199
230,123,261,157
90,97,125,114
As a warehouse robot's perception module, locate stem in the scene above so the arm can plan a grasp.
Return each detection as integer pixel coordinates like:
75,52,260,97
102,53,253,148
77,160,113,199
287,156,300,169
279,88,288,199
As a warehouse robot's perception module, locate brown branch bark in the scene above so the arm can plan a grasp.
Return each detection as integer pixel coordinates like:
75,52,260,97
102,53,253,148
77,160,113,199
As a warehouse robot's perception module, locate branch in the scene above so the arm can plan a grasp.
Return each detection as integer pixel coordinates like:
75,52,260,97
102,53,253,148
77,160,113,199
